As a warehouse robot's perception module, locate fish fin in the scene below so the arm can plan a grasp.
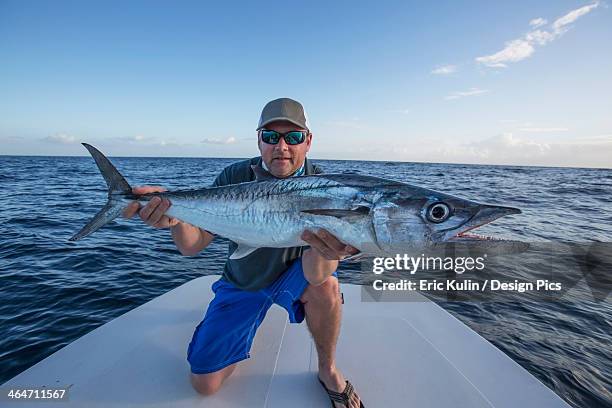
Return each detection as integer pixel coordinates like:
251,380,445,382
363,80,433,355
342,251,367,262
69,200,125,241
230,244,259,260
82,143,131,194
301,207,370,219
251,164,275,181
69,143,132,241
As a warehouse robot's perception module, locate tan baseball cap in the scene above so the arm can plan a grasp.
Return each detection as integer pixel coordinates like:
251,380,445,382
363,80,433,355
256,98,310,132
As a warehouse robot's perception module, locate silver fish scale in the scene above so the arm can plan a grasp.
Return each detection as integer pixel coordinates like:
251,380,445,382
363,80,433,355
159,175,384,248
164,174,395,202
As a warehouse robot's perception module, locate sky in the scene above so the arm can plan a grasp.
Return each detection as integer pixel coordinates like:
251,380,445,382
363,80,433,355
1,0,611,168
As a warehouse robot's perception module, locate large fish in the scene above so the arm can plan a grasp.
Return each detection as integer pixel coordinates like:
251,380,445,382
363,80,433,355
70,143,525,258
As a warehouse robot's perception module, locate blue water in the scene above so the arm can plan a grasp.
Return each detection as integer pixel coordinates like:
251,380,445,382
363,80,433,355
0,155,610,407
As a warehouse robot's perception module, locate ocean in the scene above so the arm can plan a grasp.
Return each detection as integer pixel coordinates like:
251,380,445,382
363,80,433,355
0,155,610,407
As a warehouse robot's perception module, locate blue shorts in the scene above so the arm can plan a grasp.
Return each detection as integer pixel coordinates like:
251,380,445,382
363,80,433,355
187,258,338,374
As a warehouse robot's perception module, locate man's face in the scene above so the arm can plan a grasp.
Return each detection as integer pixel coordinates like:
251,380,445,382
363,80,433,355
258,120,312,178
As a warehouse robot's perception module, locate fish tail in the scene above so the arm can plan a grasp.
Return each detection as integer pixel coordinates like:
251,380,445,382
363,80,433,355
69,143,132,241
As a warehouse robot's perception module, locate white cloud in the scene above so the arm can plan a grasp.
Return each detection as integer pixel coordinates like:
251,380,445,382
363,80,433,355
529,18,547,28
476,2,599,68
463,133,552,160
475,39,535,68
43,133,77,144
445,87,490,100
122,134,158,144
562,134,612,145
319,132,612,168
552,2,599,34
457,133,612,167
518,127,569,132
524,29,555,46
390,108,411,115
201,136,237,145
109,134,188,147
397,133,612,168
431,64,457,75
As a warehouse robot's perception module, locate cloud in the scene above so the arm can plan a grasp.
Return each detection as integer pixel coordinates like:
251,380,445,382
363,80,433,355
580,134,612,142
380,133,610,168
529,18,547,28
431,64,457,75
476,2,599,68
524,29,555,45
445,88,489,100
320,132,612,167
435,133,612,167
132,134,147,142
390,108,411,115
463,133,551,159
108,134,188,148
201,136,237,145
43,133,77,144
328,129,612,167
121,134,161,144
475,39,535,68
518,127,569,132
552,2,599,33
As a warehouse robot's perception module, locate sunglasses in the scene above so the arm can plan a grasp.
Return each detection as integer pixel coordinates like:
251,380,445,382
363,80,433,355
260,129,308,145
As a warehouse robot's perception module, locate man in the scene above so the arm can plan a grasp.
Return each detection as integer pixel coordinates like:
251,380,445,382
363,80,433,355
123,98,364,408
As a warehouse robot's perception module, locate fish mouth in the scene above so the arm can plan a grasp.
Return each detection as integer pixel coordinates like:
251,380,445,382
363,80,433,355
446,204,521,242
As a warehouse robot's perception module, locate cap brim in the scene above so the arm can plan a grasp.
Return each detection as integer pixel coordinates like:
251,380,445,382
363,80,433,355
256,117,309,131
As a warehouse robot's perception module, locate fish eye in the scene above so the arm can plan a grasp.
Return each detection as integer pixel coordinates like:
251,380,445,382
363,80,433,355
427,202,451,223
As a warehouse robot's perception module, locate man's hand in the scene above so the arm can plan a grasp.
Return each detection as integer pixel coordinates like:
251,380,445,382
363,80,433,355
301,229,359,260
122,186,180,229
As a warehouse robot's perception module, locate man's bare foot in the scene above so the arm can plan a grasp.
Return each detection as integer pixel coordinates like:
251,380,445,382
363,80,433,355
318,367,362,408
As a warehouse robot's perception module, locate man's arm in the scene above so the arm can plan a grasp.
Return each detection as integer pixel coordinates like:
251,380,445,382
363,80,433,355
122,185,214,257
301,229,358,286
170,222,214,256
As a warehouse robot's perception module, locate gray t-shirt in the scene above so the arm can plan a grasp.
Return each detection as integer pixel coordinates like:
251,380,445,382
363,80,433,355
212,156,323,291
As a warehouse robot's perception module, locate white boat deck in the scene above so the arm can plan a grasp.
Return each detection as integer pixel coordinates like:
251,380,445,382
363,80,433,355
3,275,570,407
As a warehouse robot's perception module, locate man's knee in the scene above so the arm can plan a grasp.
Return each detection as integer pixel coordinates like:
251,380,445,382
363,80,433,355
301,276,340,305
190,362,238,396
190,372,224,396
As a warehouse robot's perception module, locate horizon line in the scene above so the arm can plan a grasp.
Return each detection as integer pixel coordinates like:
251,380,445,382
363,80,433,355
1,153,610,171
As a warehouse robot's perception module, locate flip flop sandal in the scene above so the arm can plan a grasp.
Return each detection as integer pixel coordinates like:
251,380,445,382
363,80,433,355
318,377,365,407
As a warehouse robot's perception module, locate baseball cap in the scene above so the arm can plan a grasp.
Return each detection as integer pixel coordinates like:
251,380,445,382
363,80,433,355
256,98,310,132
